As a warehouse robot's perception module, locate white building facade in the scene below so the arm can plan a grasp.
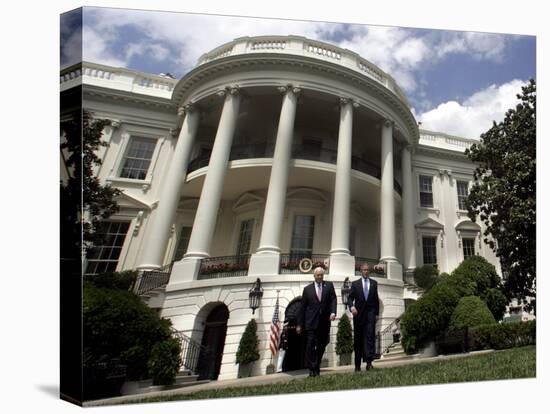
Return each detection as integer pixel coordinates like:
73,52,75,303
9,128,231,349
61,35,501,381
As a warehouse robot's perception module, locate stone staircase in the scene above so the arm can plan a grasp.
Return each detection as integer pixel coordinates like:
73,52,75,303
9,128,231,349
379,341,412,362
121,369,210,396
403,282,425,301
139,285,167,309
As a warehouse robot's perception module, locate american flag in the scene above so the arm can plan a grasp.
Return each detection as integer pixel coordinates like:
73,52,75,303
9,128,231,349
269,293,281,355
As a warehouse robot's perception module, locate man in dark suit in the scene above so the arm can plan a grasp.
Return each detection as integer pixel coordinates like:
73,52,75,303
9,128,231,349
347,263,380,371
297,266,337,377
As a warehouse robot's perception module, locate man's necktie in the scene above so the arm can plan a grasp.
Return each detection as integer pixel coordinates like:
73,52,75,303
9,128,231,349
363,279,369,300
317,283,322,301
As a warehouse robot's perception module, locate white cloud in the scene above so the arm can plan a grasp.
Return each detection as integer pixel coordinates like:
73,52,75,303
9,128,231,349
417,79,527,139
80,8,517,97
435,32,507,62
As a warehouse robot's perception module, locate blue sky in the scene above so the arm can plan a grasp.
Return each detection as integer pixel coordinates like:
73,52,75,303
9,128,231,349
60,7,536,139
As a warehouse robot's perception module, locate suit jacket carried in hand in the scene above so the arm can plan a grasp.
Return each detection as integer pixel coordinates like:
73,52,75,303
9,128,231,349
347,277,380,325
298,281,337,331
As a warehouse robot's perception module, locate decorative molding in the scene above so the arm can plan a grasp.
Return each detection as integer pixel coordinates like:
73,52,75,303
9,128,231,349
110,120,121,128
133,211,144,236
277,84,302,95
217,85,240,97
169,128,180,138
439,229,445,248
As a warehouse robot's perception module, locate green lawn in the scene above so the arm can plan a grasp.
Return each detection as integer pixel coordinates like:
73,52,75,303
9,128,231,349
128,346,536,403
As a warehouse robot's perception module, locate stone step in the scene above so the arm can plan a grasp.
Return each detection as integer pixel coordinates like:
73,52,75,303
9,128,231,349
380,353,413,362
174,374,200,385
386,347,404,355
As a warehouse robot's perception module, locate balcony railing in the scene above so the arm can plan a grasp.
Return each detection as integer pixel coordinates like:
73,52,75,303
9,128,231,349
134,263,173,295
187,143,402,195
279,253,330,274
197,255,251,279
171,329,210,375
195,36,410,107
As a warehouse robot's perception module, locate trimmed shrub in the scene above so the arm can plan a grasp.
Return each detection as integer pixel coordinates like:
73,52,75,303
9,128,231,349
452,256,500,297
469,320,536,350
482,288,508,321
83,285,173,382
401,275,475,353
448,296,496,330
236,319,260,365
84,270,138,291
335,314,354,356
401,256,502,354
413,265,439,291
148,337,182,385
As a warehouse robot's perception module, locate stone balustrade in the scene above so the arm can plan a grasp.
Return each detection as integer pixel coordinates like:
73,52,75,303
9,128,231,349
60,62,177,98
419,129,476,152
196,35,409,107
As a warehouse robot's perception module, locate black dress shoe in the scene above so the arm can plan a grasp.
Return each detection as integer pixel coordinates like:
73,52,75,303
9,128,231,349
354,367,361,372
309,370,316,377
366,363,373,371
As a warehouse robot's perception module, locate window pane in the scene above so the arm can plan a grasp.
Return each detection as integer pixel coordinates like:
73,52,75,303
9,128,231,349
422,236,437,266
457,181,469,210
419,176,433,208
463,238,475,258
174,226,192,261
120,137,156,180
236,219,254,256
85,220,130,275
290,215,315,256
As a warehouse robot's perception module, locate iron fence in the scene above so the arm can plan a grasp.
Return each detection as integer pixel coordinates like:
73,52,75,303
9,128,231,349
197,255,250,279
134,263,173,295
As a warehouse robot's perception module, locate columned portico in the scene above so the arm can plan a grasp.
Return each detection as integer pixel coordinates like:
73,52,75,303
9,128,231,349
329,98,357,276
137,105,200,270
170,86,241,284
379,119,402,280
401,144,417,274
248,85,300,276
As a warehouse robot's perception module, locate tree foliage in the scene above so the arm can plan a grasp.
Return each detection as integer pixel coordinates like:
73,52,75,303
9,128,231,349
413,265,439,292
401,256,500,353
465,79,536,309
83,285,177,381
60,109,121,257
448,296,496,330
335,314,354,355
235,319,260,365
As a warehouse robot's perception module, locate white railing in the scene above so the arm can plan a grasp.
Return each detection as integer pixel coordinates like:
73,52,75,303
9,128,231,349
419,129,476,152
60,62,177,98
195,35,409,106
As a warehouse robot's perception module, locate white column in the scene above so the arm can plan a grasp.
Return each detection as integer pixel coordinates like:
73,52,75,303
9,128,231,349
401,144,417,273
248,85,299,276
170,86,241,284
138,105,200,270
380,119,398,264
329,98,357,277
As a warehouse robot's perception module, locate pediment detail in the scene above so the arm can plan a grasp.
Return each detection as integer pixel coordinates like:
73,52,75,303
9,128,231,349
415,217,444,230
455,219,481,232
232,192,264,212
115,191,154,210
287,187,327,203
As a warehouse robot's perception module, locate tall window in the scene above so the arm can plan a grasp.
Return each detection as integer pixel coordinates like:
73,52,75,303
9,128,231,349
236,219,254,257
173,226,192,261
463,238,476,258
120,136,156,180
419,175,433,207
85,221,130,275
457,181,469,210
290,215,315,259
422,236,437,267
